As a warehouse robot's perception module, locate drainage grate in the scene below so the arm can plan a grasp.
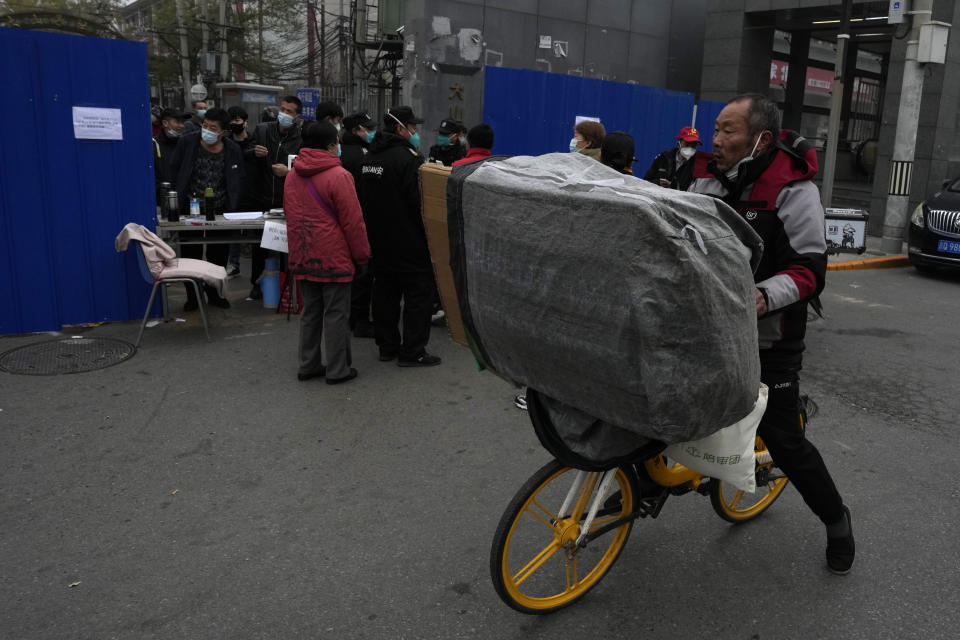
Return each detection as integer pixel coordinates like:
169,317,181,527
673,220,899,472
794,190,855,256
0,337,136,375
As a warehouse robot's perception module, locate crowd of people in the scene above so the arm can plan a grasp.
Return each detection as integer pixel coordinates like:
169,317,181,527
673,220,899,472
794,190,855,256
151,97,496,380
151,92,854,576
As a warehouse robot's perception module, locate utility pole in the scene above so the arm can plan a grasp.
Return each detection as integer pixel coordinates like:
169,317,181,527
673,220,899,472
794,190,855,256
307,2,316,86
200,0,209,70
340,0,347,92
258,0,264,68
340,14,347,93
347,1,355,110
175,0,191,110
219,0,229,81
320,2,327,85
820,0,852,208
881,0,933,253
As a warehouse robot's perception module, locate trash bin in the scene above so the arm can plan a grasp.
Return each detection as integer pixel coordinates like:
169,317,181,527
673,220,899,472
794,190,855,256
825,208,869,254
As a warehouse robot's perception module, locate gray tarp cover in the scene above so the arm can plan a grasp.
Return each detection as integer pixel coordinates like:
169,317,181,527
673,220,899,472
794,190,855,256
457,153,764,450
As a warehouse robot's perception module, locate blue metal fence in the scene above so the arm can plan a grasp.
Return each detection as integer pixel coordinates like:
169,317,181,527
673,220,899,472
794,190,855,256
694,99,727,154
0,27,154,335
482,67,723,175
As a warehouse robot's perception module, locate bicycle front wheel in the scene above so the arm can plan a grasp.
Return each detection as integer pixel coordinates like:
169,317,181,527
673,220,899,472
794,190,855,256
490,459,638,614
710,435,789,523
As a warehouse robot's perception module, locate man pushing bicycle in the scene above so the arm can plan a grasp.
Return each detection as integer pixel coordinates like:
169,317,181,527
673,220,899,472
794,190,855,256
687,93,855,575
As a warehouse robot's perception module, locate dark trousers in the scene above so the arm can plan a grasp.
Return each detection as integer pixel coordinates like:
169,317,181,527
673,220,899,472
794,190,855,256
350,267,374,327
758,369,845,525
372,270,434,358
250,246,267,286
298,281,352,379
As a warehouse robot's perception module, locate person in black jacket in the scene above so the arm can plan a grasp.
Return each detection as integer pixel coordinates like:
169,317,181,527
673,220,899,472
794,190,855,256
245,95,304,298
153,107,189,203
643,125,702,190
357,106,441,367
427,119,466,166
169,107,245,310
340,111,377,338
340,111,375,184
225,105,255,278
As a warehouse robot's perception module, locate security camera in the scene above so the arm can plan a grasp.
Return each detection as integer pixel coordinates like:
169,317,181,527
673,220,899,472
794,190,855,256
396,25,405,34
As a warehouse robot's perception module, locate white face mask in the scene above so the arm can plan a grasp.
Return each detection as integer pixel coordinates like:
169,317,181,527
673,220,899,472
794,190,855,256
334,122,342,132
166,128,181,138
569,138,580,153
724,132,765,180
679,146,696,160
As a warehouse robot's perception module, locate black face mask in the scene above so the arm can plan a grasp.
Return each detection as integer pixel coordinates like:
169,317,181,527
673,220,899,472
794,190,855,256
229,123,246,135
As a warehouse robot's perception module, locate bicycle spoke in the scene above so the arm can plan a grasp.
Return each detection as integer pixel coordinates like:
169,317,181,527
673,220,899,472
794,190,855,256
565,556,579,590
728,490,745,509
524,499,558,530
587,514,624,532
512,541,562,587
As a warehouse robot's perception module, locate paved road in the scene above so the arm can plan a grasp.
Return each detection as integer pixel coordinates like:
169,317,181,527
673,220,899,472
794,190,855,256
1,265,957,639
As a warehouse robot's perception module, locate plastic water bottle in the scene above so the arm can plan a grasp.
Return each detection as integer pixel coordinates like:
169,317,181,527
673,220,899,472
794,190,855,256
189,197,200,219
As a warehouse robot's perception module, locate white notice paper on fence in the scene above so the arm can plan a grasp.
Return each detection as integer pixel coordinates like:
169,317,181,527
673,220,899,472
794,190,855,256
260,219,288,253
72,106,123,140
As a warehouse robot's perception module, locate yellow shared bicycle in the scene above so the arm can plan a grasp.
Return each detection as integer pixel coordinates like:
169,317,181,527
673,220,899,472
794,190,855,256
489,390,811,614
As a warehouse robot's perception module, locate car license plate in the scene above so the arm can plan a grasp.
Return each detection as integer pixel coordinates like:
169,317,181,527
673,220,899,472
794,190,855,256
937,239,960,254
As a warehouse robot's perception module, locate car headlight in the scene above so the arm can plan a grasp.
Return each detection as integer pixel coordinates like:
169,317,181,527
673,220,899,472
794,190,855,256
910,203,925,228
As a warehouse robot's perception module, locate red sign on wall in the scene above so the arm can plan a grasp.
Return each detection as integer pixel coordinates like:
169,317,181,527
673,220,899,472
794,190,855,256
770,60,834,95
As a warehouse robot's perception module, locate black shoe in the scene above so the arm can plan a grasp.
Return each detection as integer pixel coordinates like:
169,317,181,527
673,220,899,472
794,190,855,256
183,299,199,312
826,505,855,575
207,294,231,309
353,323,376,339
326,368,358,385
378,349,398,362
248,284,262,300
397,352,442,367
297,366,326,381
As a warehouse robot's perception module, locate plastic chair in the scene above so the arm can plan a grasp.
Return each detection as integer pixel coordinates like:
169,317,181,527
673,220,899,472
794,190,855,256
133,241,211,346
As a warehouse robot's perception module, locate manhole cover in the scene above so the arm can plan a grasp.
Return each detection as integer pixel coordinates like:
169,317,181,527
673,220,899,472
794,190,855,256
0,337,136,375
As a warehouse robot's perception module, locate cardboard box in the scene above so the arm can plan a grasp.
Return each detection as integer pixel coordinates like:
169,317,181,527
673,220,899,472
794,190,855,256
419,163,469,346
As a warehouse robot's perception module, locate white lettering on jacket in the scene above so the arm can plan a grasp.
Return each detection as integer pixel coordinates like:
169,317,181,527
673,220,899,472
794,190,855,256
362,165,384,176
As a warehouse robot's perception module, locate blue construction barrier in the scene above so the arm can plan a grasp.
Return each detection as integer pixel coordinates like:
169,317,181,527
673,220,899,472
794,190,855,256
483,67,723,175
694,99,727,154
0,27,155,335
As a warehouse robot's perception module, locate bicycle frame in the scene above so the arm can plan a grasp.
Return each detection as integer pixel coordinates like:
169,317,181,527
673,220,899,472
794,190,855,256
643,454,708,490
559,455,711,548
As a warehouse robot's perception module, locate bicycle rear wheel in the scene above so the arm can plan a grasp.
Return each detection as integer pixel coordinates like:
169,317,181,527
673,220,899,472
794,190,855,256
490,459,638,614
710,435,788,523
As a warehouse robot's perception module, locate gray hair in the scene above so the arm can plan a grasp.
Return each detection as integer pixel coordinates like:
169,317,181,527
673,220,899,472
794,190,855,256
729,93,781,139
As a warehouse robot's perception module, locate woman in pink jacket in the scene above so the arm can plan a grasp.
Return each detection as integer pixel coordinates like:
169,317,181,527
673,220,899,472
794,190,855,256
284,121,371,384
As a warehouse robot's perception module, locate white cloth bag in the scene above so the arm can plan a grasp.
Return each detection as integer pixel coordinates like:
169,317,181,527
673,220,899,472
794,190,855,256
664,384,769,493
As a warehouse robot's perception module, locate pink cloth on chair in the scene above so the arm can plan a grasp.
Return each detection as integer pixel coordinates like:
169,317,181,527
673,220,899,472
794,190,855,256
115,223,227,296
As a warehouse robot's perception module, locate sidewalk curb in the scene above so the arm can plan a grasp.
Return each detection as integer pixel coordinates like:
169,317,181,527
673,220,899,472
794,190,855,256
827,255,910,271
